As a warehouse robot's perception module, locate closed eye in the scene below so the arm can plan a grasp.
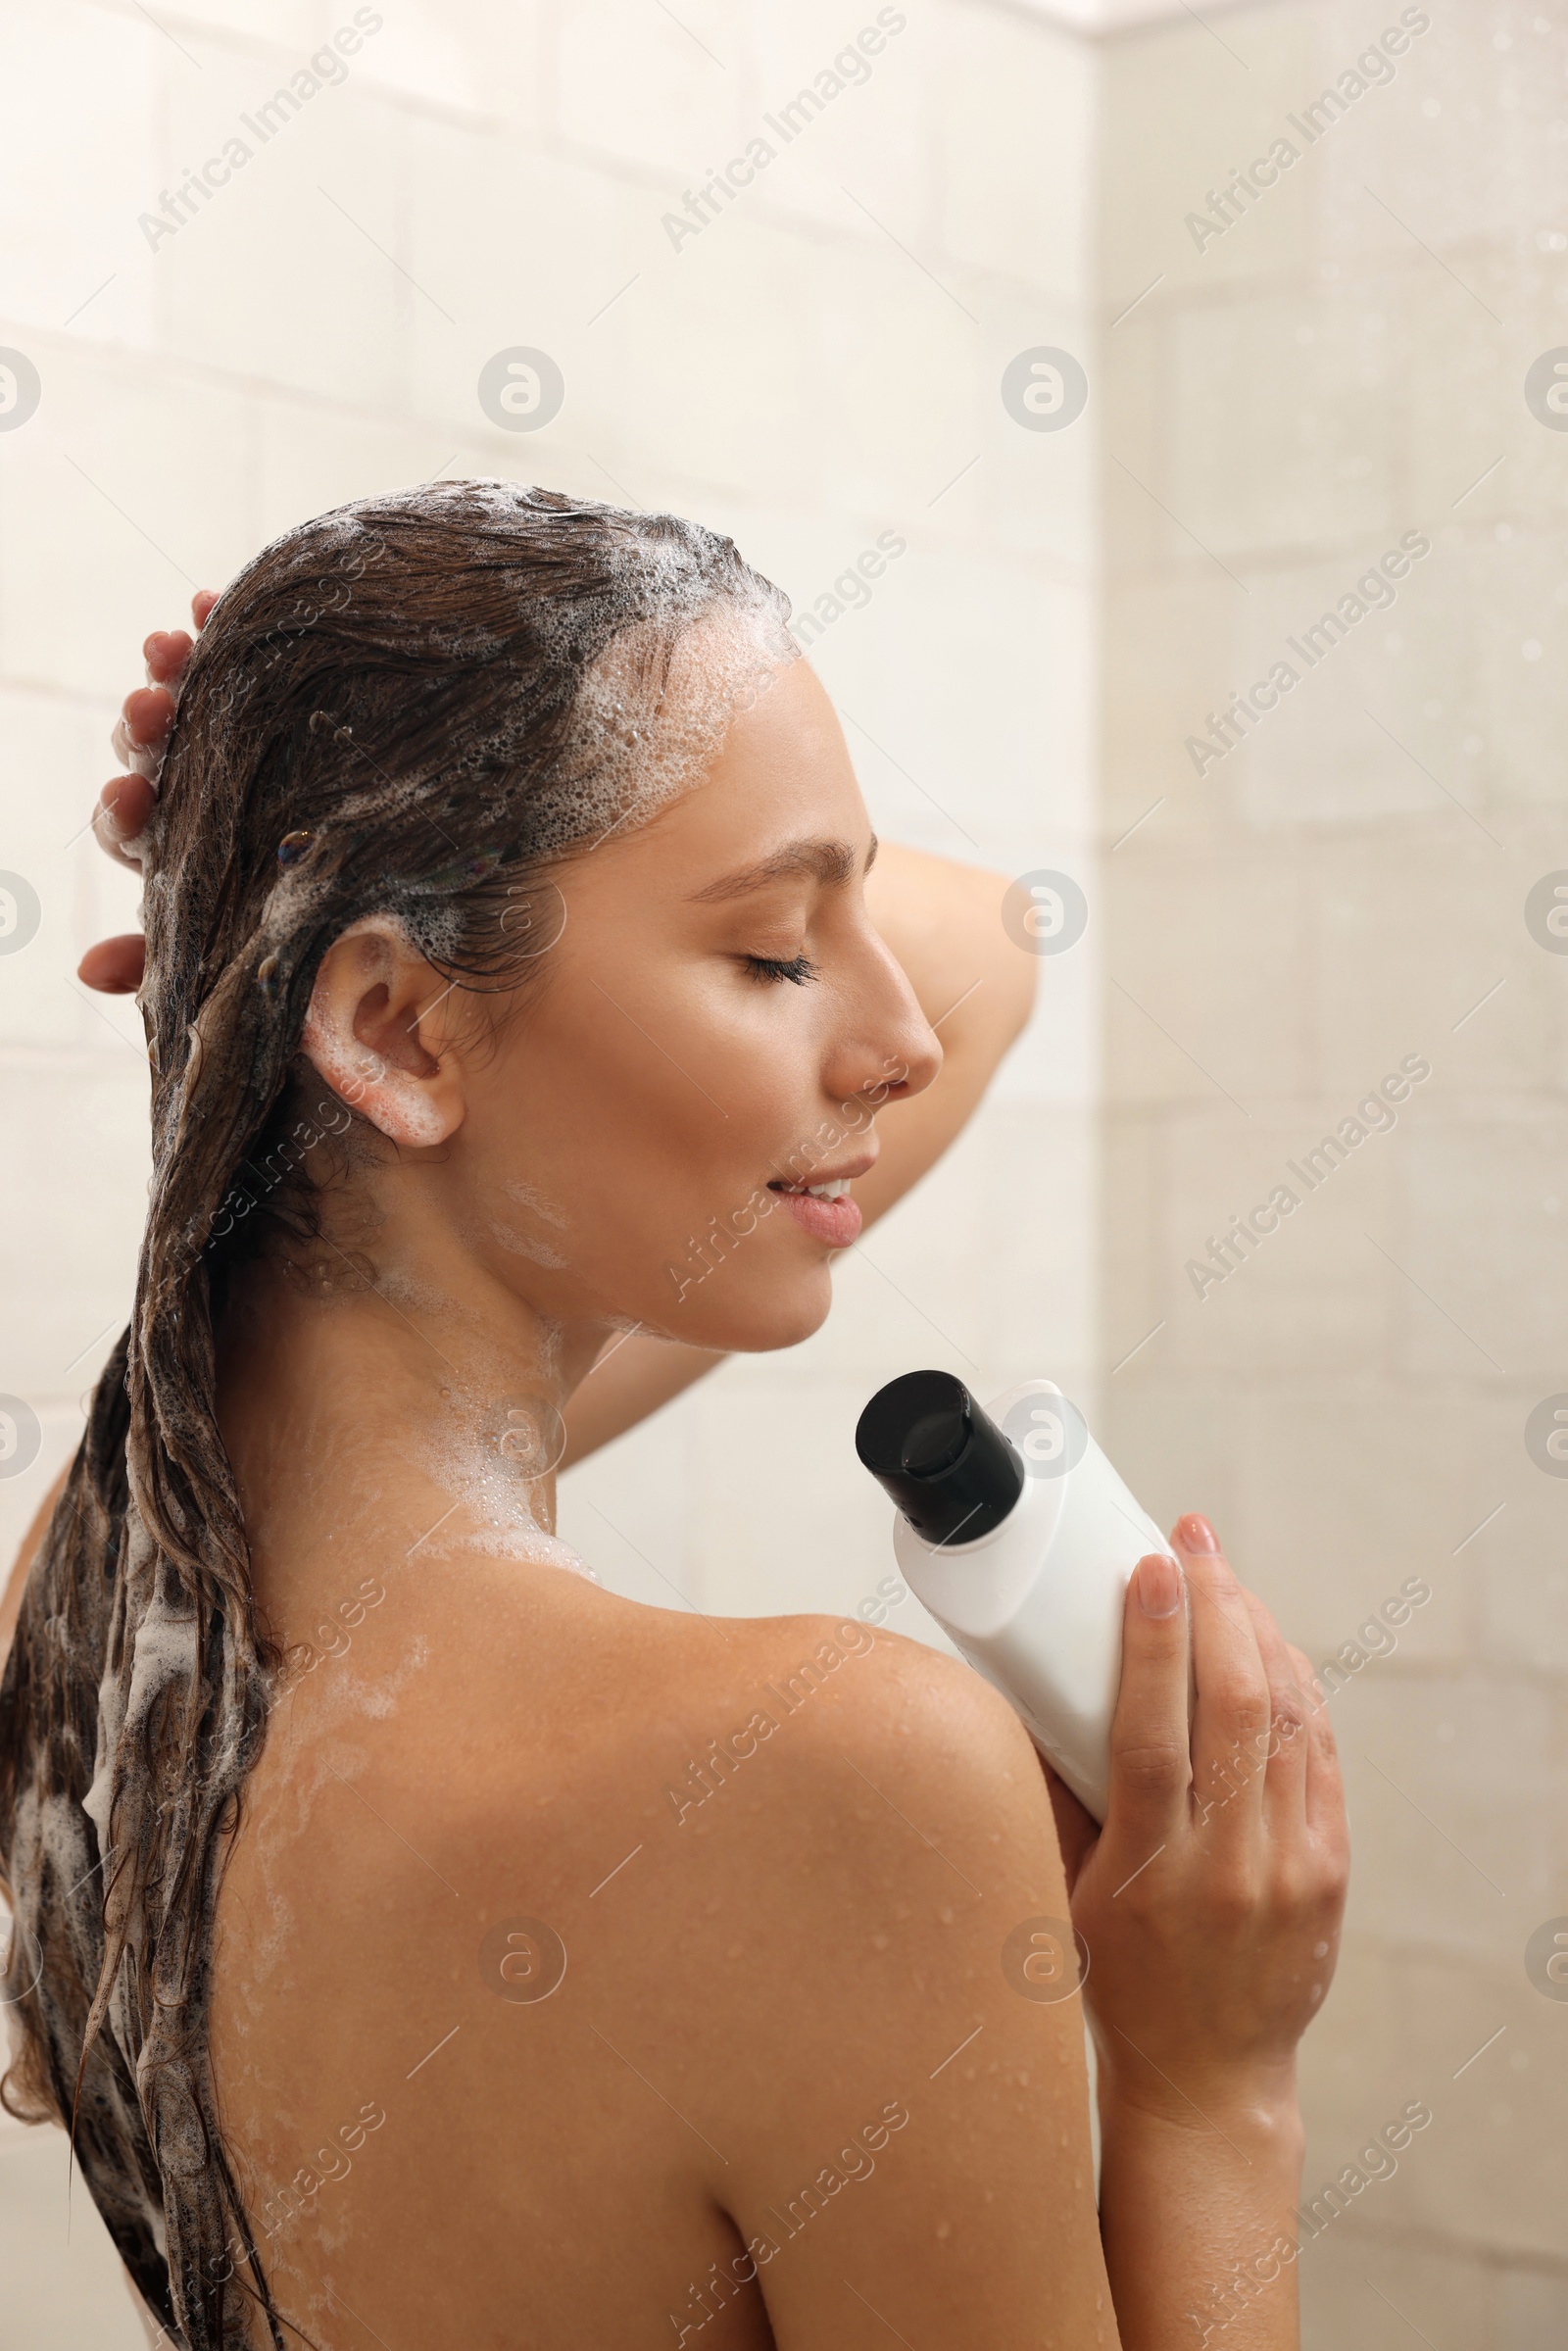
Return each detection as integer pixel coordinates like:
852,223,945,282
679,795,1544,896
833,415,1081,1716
742,953,818,986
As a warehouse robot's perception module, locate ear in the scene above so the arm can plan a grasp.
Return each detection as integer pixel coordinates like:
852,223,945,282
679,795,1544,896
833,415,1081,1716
301,918,466,1148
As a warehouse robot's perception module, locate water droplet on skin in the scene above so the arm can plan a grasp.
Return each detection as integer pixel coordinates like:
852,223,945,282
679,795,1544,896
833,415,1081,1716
277,829,316,866
1312,1939,1330,1958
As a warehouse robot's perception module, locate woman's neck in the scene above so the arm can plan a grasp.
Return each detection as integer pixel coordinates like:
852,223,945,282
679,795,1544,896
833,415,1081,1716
214,1217,611,1641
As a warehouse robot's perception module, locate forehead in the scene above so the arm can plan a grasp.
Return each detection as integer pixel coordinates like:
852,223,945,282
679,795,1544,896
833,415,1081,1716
592,656,867,888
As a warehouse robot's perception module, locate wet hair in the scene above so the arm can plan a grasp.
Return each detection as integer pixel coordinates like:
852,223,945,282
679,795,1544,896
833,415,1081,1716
0,481,793,2347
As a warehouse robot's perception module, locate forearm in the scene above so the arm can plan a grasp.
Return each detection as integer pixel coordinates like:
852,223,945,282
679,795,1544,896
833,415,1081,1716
1097,2071,1305,2351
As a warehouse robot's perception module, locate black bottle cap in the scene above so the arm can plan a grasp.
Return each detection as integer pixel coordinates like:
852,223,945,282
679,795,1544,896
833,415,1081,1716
855,1370,1025,1547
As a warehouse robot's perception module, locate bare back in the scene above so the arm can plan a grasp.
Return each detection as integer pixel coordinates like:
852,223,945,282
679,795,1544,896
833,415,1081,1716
209,1549,1108,2348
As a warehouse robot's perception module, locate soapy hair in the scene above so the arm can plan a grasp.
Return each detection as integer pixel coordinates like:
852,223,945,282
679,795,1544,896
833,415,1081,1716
0,480,793,2348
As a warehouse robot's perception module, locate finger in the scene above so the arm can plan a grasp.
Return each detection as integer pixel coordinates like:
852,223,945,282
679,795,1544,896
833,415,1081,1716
77,935,146,995
1103,1551,1193,1847
143,629,193,687
1172,1515,1271,1836
112,684,174,762
1287,1640,1346,1850
1040,1759,1098,1897
1240,1591,1309,1834
92,775,156,869
192,589,219,628
111,685,174,777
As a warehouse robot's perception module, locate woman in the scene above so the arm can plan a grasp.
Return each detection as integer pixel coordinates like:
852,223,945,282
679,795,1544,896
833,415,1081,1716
1,482,1347,2351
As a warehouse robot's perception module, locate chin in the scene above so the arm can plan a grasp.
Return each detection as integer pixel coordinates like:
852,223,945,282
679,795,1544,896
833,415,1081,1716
667,1265,834,1354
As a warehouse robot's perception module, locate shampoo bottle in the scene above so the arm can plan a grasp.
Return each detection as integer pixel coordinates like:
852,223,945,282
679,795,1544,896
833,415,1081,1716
855,1369,1174,1821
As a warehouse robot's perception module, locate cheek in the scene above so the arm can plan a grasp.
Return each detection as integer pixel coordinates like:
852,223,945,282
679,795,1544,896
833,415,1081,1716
472,967,824,1283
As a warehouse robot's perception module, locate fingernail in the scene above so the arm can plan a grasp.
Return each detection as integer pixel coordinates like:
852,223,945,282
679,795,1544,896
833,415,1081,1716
1137,1553,1183,1618
1175,1512,1220,1553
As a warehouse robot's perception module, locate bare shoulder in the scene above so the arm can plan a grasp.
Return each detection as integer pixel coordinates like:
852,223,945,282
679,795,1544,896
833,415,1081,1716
507,1586,1074,2019
705,1603,1055,1855
416,1573,1069,1987
499,1580,1055,1869
568,1604,1111,2347
260,1555,1057,1911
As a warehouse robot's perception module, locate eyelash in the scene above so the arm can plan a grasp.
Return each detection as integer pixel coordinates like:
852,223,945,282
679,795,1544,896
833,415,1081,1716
742,953,819,987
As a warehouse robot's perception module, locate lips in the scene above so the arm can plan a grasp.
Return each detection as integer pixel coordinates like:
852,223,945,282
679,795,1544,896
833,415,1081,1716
767,1159,870,1250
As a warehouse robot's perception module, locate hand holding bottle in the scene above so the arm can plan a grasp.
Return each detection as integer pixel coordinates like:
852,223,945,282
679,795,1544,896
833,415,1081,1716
1047,1512,1348,2120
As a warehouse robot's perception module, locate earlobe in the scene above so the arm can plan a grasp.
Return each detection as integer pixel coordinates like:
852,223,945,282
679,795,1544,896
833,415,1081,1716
300,918,465,1149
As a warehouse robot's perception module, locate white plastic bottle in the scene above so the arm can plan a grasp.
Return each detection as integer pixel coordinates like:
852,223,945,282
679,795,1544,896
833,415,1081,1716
855,1369,1173,1821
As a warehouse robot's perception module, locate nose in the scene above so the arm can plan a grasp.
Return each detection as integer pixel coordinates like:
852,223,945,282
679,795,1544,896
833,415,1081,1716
827,939,942,1112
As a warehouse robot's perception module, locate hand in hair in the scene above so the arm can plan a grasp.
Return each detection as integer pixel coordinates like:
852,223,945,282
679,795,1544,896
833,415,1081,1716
78,589,218,994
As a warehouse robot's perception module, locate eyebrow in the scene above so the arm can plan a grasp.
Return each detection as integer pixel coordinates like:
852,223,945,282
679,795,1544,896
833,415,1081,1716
688,833,879,904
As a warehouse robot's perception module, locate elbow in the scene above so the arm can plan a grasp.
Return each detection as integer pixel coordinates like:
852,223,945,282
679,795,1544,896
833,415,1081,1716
982,866,1040,1042
1001,933,1039,1041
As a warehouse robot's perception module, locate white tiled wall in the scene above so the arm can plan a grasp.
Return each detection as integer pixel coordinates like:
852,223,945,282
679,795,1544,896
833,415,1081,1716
1099,2,1568,2338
